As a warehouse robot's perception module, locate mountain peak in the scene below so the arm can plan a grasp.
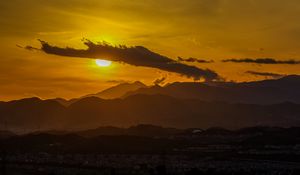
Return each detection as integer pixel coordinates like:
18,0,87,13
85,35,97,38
9,97,42,104
132,81,146,86
120,75,300,104
83,81,147,99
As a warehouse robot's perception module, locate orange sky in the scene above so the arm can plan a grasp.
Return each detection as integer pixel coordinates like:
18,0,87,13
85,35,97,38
1,0,300,101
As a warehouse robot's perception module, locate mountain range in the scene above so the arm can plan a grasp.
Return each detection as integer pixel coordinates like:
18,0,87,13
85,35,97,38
52,75,300,106
124,75,300,104
83,81,146,99
53,81,146,106
1,94,300,131
1,75,300,131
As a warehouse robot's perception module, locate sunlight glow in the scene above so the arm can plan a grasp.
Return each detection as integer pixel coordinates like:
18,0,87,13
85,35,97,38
95,59,112,67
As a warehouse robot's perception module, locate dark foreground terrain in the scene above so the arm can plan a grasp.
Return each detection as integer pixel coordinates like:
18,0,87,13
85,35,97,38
1,125,300,175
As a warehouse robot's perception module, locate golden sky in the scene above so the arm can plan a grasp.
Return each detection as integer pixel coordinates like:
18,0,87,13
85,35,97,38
1,0,300,101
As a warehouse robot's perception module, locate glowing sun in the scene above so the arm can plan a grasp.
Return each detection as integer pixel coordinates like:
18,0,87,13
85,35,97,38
95,59,112,67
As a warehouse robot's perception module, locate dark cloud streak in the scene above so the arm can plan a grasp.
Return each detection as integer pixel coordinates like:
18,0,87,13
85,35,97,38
223,58,300,64
178,57,214,63
246,71,285,78
17,44,40,51
37,39,220,81
153,77,166,85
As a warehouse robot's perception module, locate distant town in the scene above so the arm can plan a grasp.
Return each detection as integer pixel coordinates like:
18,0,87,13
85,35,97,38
1,125,300,174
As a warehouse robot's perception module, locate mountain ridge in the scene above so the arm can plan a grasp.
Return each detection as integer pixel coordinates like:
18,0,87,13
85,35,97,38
1,93,300,131
83,81,147,99
123,75,300,104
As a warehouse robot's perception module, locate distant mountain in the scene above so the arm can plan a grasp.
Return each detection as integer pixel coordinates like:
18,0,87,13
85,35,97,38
124,75,300,104
76,126,125,137
127,124,181,137
52,98,78,107
1,94,300,131
0,130,15,139
76,124,182,137
84,81,147,99
200,127,233,135
0,97,66,131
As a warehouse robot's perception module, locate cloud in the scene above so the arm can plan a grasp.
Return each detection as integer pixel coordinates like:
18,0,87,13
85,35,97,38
222,58,300,64
16,44,40,51
37,39,220,81
178,57,214,63
153,77,167,85
246,71,285,79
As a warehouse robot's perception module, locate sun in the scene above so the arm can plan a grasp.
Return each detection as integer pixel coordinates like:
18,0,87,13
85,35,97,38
95,59,112,67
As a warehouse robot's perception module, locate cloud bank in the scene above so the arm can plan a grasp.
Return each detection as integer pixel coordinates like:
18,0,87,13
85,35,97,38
223,58,300,64
38,40,219,81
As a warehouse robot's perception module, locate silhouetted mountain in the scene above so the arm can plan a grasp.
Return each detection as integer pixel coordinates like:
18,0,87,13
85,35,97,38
127,124,181,137
76,126,126,137
124,75,300,104
0,97,67,131
235,126,285,136
83,81,147,99
4,76,297,131
52,97,79,106
51,81,147,107
31,129,70,135
1,94,300,131
201,127,233,135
